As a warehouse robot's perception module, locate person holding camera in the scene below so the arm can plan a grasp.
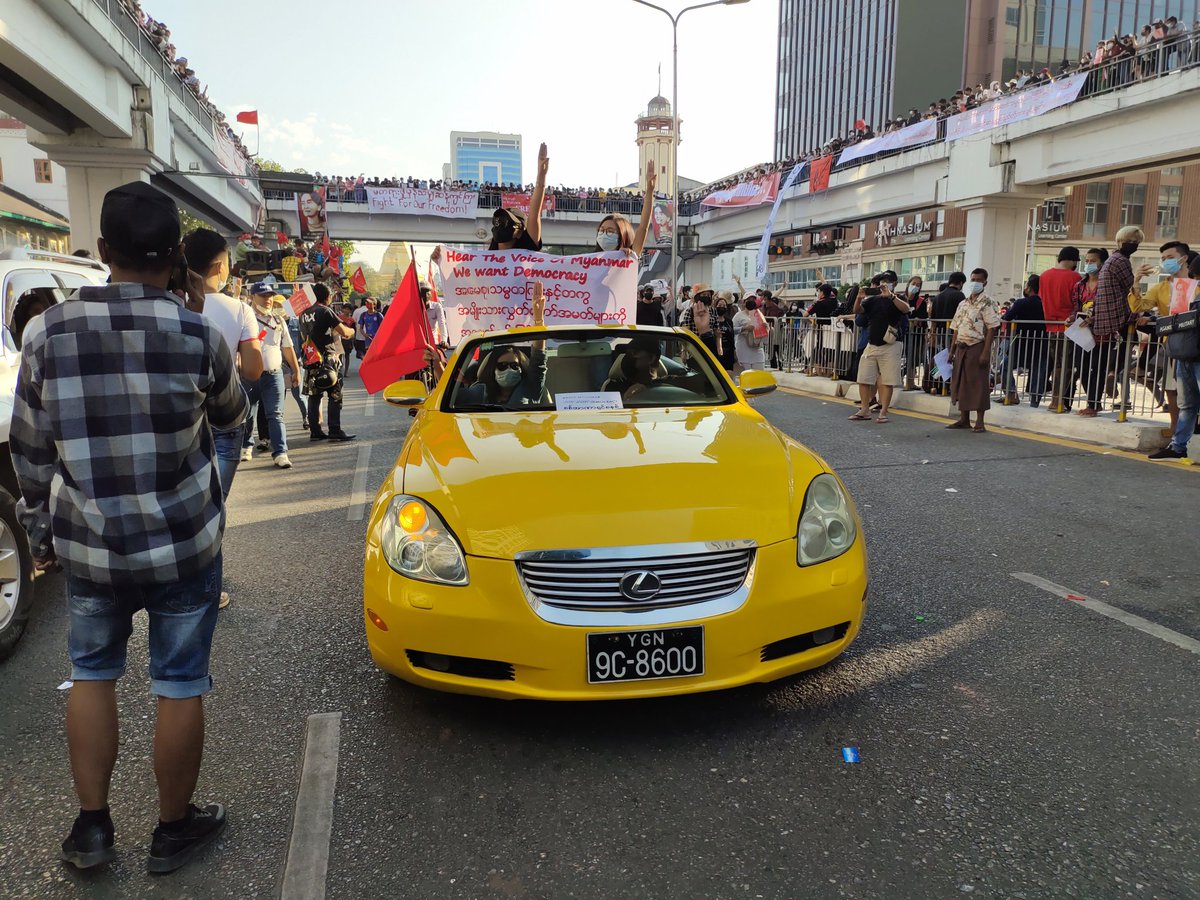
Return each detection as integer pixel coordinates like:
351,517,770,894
299,284,356,442
849,271,909,424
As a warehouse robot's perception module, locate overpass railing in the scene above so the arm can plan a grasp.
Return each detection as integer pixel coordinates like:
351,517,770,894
263,189,646,217
685,39,1200,220
88,0,216,135
765,316,1172,423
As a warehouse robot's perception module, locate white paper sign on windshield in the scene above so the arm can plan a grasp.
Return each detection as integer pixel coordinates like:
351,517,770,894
555,392,624,411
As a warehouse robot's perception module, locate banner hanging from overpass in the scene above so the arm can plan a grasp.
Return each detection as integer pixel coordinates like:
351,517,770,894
435,247,636,343
365,186,479,219
836,118,939,166
501,191,556,216
945,73,1088,142
701,172,780,208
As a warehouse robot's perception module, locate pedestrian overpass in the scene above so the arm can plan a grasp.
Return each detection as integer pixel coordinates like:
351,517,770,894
693,64,1200,300
0,0,262,251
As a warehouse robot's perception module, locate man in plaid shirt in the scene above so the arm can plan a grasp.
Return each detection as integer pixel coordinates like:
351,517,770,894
1079,226,1154,416
10,183,246,874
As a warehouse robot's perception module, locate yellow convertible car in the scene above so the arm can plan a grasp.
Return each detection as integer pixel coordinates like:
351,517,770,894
364,325,867,700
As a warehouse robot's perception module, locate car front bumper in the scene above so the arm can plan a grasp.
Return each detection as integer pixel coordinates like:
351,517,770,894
363,539,868,700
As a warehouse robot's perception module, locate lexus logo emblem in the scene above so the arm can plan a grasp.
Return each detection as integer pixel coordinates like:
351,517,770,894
619,571,662,602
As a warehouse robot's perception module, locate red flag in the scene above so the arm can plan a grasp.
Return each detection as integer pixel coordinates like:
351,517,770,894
810,155,833,193
236,110,259,125
275,230,289,246
359,261,435,394
351,266,367,293
854,118,867,131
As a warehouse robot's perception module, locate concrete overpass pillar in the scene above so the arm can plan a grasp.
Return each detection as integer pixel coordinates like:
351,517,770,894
62,161,156,255
959,196,1042,302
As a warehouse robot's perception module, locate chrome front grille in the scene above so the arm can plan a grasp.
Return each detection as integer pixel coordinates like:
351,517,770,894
517,544,755,613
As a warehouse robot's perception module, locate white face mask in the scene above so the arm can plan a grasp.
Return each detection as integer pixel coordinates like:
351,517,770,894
970,281,986,295
1084,263,1099,275
907,285,920,296
495,368,523,389
597,232,620,252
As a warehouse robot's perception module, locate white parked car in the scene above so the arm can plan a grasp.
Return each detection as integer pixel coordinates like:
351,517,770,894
0,248,109,659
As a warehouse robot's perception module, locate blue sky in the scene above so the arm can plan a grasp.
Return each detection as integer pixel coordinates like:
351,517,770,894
156,0,778,189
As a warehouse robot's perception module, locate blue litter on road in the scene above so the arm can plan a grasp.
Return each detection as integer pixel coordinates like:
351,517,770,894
842,747,860,763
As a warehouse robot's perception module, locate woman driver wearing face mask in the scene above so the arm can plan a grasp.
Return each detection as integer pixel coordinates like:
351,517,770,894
457,285,548,408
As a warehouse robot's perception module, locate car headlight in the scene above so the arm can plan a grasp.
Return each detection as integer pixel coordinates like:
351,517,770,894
380,496,469,585
797,474,857,566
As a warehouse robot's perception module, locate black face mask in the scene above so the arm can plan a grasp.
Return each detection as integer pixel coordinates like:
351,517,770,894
1120,242,1139,257
492,221,516,243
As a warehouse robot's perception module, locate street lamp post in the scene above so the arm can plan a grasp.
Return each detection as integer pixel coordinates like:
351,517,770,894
631,0,750,306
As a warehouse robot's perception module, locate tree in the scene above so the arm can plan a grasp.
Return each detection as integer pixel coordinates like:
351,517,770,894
178,207,215,237
257,158,284,173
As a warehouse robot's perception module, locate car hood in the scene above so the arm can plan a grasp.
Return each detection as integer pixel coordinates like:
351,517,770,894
395,407,826,558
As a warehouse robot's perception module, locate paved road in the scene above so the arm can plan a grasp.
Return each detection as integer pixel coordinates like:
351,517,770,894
0,368,1197,899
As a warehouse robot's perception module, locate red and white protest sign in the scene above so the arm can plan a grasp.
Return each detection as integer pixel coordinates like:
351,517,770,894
700,172,780,208
435,247,636,344
501,192,556,215
1169,277,1198,315
285,283,316,318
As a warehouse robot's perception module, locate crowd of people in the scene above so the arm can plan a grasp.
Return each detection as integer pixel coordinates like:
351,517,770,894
627,228,1199,455
683,17,1200,207
4,178,463,875
115,0,256,169
305,172,658,215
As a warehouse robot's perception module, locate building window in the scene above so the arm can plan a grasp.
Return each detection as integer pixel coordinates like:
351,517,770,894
1083,183,1109,237
1162,166,1185,176
1005,6,1020,27
1120,183,1146,228
1157,185,1181,240
34,159,53,183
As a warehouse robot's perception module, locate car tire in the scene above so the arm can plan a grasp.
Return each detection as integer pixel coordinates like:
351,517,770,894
0,489,35,661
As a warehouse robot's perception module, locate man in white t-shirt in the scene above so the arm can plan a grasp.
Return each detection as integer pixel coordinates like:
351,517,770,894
243,284,300,469
422,286,449,348
352,299,369,359
183,229,263,610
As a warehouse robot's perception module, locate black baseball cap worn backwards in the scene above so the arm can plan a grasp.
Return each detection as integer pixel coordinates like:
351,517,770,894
100,181,181,262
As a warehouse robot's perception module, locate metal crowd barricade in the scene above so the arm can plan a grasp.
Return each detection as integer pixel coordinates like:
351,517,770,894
988,321,1171,421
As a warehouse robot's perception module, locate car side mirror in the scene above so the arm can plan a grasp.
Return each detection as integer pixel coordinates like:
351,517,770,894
739,370,778,397
383,380,428,407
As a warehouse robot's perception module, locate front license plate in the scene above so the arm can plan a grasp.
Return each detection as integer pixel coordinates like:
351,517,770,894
586,626,705,684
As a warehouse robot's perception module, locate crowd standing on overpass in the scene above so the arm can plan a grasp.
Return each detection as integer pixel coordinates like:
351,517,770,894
114,0,256,169
683,17,1200,207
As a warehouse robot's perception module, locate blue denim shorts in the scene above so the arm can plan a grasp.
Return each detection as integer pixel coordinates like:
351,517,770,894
67,559,221,699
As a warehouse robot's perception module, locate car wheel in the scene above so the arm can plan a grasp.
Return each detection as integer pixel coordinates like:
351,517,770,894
0,489,34,661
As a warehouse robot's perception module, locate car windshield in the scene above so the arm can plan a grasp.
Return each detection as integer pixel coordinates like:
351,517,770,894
443,330,736,412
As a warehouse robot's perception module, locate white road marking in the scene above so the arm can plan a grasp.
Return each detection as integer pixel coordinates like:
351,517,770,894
364,393,376,417
347,444,372,522
1011,572,1200,657
281,712,342,900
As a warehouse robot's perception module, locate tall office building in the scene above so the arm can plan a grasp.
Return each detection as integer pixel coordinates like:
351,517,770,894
774,0,969,160
449,132,522,186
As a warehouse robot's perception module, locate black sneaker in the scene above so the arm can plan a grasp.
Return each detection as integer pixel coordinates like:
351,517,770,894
148,803,226,875
1148,445,1185,461
329,431,357,442
310,431,329,441
61,813,116,869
